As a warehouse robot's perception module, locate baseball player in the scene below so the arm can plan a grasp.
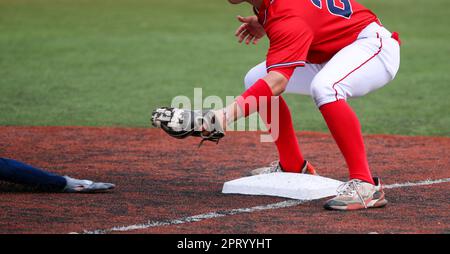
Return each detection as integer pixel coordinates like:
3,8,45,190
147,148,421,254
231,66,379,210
152,0,400,210
0,157,115,192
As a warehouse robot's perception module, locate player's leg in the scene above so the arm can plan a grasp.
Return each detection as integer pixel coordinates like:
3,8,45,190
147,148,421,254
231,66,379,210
0,157,115,192
236,62,320,173
152,62,320,173
309,23,400,210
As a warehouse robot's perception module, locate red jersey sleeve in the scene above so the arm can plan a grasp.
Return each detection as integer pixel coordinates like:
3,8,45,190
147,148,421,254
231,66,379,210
265,17,313,77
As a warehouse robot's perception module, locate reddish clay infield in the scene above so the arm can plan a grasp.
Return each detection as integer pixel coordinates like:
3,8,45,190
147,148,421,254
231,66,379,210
0,126,448,234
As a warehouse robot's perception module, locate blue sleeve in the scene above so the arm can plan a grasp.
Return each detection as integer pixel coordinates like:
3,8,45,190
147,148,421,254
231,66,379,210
0,158,67,191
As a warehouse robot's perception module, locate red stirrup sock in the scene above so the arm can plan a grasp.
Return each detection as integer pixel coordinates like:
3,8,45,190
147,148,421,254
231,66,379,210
236,79,305,172
274,96,305,172
319,100,375,184
236,79,273,117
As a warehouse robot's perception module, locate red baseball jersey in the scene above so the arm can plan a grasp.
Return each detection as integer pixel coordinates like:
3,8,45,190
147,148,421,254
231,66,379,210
256,0,380,73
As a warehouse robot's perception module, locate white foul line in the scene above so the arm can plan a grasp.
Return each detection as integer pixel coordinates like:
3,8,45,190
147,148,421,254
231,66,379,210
81,178,450,234
384,178,450,189
82,200,307,234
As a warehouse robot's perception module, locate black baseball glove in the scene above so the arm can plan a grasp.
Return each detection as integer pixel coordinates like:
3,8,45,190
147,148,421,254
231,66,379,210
151,107,225,147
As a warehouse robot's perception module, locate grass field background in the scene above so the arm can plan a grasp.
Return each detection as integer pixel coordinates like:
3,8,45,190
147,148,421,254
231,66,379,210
0,0,448,136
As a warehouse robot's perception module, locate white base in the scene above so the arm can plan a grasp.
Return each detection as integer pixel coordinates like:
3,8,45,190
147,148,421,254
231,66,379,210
222,173,343,200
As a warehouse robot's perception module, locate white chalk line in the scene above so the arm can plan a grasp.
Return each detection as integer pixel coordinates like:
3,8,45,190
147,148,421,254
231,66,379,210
81,178,450,234
82,200,308,234
384,178,450,189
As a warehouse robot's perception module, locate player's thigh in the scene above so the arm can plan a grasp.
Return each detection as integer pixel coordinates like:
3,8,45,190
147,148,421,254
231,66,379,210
244,61,320,95
310,37,399,107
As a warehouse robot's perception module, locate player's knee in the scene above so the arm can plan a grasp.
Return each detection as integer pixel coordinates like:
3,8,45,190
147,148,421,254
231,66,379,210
310,75,342,107
244,71,256,90
244,68,260,90
244,63,267,90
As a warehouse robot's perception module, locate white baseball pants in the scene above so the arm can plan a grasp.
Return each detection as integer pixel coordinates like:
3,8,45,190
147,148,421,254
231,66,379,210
244,22,401,107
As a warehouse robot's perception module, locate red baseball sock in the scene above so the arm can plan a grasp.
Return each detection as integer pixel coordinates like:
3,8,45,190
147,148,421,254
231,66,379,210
274,96,305,172
319,100,375,184
236,79,305,172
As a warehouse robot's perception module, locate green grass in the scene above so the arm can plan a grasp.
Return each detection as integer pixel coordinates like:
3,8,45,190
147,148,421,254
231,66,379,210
0,0,449,136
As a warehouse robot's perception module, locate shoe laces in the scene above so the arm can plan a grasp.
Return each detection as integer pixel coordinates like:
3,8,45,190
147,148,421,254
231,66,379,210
197,111,225,148
336,179,367,209
198,132,223,147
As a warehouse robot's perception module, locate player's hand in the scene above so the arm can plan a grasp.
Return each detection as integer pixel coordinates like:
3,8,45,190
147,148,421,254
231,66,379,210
63,176,115,193
235,15,266,45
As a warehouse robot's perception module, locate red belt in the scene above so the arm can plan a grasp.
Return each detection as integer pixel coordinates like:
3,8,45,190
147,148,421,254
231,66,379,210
392,32,401,45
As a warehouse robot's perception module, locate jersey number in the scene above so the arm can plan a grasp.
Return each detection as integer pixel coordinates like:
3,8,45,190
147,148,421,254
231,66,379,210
310,0,353,19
